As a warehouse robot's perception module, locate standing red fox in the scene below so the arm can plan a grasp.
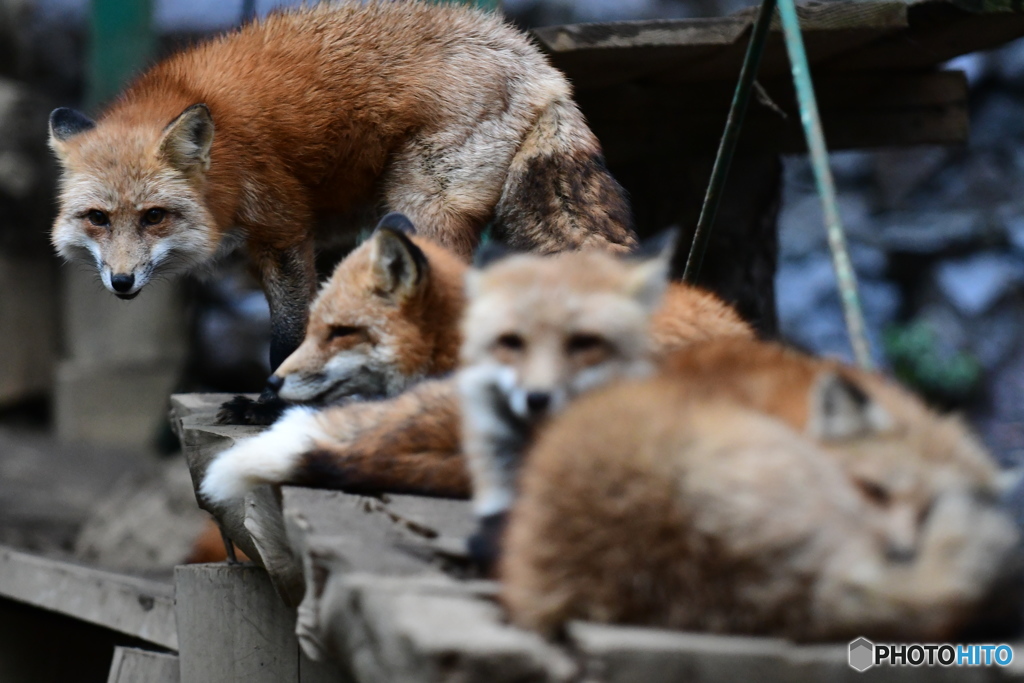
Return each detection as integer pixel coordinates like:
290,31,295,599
47,2,635,373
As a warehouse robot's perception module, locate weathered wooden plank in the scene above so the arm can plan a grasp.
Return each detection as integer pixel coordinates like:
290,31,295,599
580,71,969,162
828,4,1024,73
532,1,1024,90
0,545,177,649
317,574,574,683
107,647,180,683
567,622,1013,683
174,564,347,683
172,394,306,605
282,487,476,663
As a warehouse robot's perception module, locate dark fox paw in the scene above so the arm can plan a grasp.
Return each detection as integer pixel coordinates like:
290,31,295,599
216,394,290,426
467,512,508,577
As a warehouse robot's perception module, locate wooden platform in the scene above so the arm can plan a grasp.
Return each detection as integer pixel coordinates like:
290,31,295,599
170,394,1024,682
537,0,1024,159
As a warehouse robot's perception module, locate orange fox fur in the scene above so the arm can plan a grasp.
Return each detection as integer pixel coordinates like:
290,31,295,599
270,226,752,407
500,337,1019,640
273,219,468,405
48,2,635,370
200,250,753,504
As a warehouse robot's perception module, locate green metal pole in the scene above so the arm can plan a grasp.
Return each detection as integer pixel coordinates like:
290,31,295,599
87,0,155,109
426,0,502,11
680,0,777,284
776,0,874,370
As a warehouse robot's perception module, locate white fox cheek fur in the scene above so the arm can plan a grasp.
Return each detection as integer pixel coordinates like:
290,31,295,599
199,406,329,504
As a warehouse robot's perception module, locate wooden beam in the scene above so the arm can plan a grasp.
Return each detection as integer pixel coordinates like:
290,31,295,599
175,564,343,683
0,545,177,650
578,70,968,163
107,647,180,683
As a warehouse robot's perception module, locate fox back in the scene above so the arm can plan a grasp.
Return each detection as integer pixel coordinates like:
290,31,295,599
502,338,1019,641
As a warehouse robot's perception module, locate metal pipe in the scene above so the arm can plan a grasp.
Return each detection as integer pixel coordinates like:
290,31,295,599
679,0,777,284
776,0,874,370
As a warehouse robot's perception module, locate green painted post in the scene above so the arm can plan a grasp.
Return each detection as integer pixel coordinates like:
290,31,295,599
87,0,155,109
429,0,502,12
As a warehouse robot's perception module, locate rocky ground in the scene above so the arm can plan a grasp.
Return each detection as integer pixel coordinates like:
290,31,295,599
776,44,1024,468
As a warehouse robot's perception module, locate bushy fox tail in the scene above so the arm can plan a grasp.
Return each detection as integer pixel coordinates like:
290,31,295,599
492,96,636,254
200,380,470,504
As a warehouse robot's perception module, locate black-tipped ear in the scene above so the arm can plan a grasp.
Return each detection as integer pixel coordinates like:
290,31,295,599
374,212,417,235
49,108,96,142
473,241,518,269
809,372,893,441
370,227,428,300
158,103,215,175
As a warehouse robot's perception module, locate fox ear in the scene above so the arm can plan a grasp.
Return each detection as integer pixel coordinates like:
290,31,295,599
159,103,214,175
808,372,893,441
373,212,417,235
48,108,95,160
370,227,428,301
624,257,668,312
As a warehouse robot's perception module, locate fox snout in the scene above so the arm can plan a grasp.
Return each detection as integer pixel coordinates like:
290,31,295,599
99,260,148,299
508,386,566,422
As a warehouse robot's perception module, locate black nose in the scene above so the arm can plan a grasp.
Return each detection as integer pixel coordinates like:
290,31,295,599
525,391,550,415
265,374,284,393
111,273,134,293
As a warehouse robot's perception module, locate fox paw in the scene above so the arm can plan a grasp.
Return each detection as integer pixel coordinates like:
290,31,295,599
201,406,329,504
216,394,290,425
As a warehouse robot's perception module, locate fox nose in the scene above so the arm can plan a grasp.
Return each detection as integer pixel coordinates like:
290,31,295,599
111,273,134,293
525,391,550,416
265,374,284,394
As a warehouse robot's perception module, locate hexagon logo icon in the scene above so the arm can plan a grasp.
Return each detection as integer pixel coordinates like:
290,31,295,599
849,638,875,672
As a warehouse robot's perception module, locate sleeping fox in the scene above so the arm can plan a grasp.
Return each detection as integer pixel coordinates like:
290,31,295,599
501,338,1021,641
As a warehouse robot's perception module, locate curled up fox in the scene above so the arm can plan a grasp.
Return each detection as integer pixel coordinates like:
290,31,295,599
48,1,635,375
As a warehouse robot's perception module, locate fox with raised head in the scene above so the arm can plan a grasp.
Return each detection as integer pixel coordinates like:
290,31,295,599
501,337,1021,641
48,1,636,386
199,247,753,505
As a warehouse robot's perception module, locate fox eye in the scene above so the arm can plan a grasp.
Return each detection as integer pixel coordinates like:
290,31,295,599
855,479,890,506
86,210,109,227
567,333,606,354
328,325,361,341
496,333,525,351
142,208,167,225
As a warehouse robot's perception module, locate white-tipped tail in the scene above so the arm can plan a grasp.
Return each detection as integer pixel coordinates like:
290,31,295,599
199,406,328,504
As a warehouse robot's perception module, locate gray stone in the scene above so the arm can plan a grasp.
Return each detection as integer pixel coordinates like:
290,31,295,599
934,252,1023,316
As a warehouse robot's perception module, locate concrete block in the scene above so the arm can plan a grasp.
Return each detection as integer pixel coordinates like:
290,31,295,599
0,252,56,406
61,266,186,365
54,359,180,447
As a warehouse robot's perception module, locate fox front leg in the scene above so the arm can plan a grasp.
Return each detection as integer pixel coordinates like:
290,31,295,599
255,240,317,371
217,240,317,425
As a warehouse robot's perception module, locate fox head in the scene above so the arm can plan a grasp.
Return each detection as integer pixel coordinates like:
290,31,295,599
805,370,1014,569
460,250,667,426
48,104,217,299
272,213,467,403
